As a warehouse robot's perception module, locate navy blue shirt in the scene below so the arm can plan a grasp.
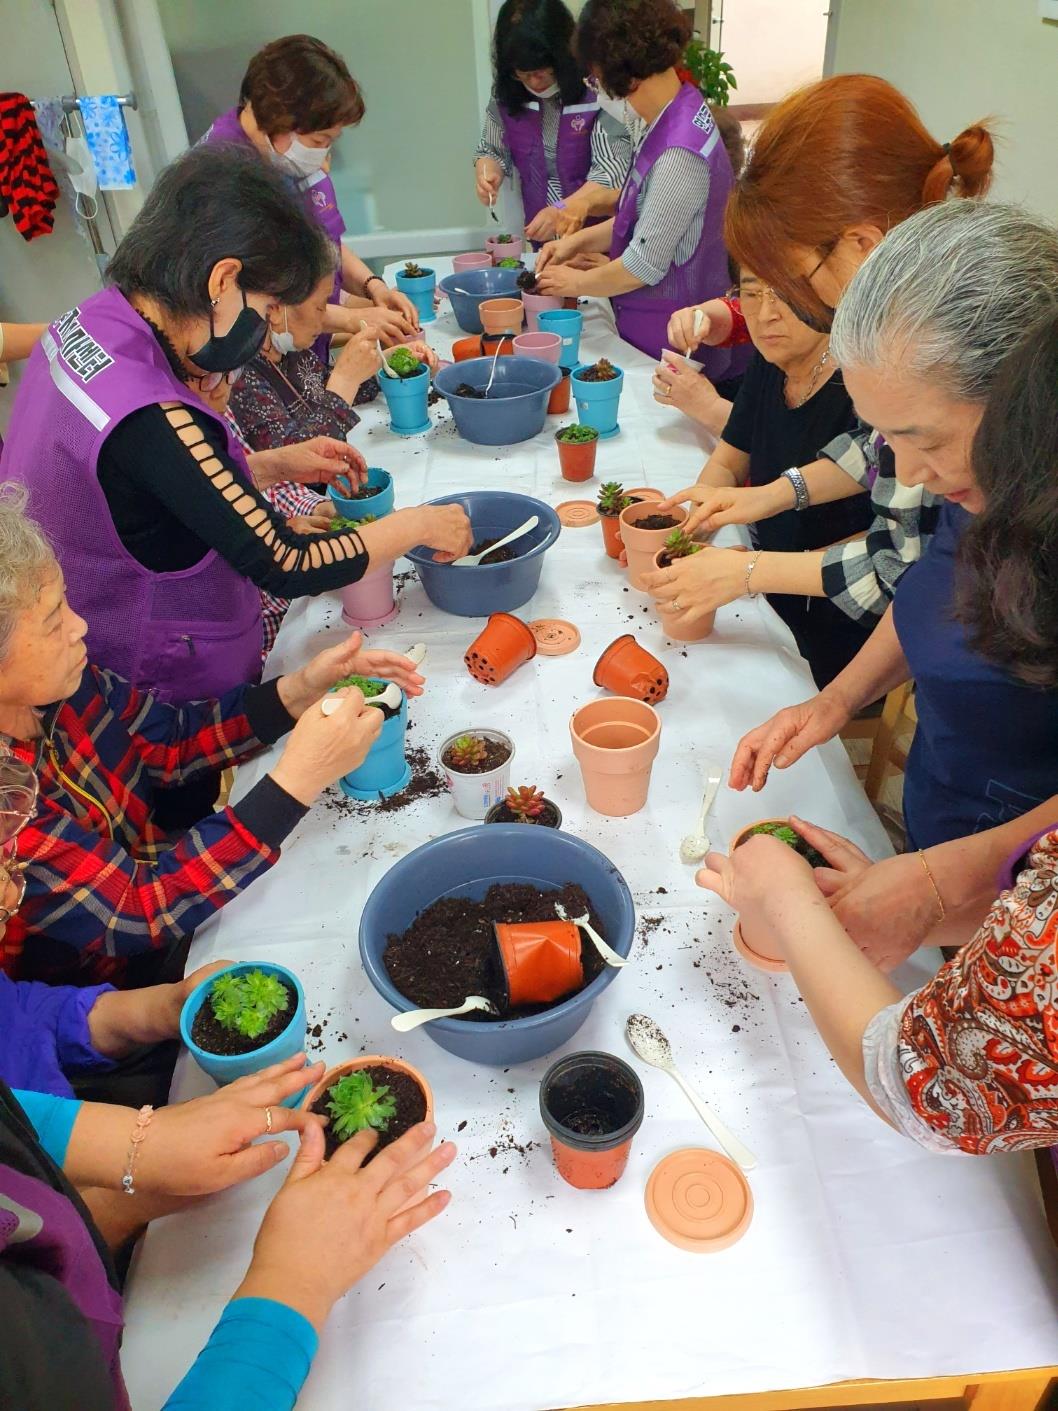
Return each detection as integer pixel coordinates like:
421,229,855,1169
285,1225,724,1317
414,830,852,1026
894,501,1058,848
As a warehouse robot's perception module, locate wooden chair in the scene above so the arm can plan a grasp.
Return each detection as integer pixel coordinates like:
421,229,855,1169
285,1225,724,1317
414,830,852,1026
840,683,917,804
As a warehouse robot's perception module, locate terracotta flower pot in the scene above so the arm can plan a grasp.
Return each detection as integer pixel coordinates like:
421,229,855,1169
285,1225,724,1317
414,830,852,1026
599,511,624,559
464,612,538,686
727,819,795,972
494,919,583,1007
626,487,664,503
556,430,599,482
452,335,484,362
540,1050,644,1190
300,1055,435,1173
619,501,688,590
593,634,669,704
649,547,715,642
569,696,662,816
479,297,524,336
547,367,572,414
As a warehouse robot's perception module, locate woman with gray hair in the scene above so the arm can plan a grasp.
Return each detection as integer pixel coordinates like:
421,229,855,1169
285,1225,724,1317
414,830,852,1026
722,200,1058,974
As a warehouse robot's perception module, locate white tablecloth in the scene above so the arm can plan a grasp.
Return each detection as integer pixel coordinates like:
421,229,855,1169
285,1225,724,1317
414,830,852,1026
121,263,1058,1411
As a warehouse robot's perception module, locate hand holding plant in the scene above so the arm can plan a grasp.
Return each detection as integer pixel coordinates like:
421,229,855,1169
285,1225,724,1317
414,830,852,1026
326,1071,397,1143
280,631,425,719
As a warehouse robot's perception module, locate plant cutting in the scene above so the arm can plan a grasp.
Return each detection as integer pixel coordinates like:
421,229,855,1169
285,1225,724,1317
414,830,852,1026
569,696,662,817
597,480,631,558
485,784,562,828
540,1050,645,1190
593,634,669,704
650,531,715,641
556,422,599,483
463,612,538,686
619,500,689,590
438,727,515,819
386,347,423,378
395,263,437,325
402,261,428,278
572,359,624,439
496,256,524,269
678,39,737,106
578,358,619,382
339,677,410,800
301,1055,433,1163
727,818,825,971
180,960,307,1096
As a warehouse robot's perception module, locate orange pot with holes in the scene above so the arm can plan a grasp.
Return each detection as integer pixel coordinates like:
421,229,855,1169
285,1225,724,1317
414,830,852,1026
452,335,483,362
464,612,538,685
593,634,669,704
480,298,524,336
619,501,688,590
494,919,583,1007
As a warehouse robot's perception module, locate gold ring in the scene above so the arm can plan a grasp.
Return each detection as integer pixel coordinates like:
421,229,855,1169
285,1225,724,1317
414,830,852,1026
672,598,682,612
264,1106,273,1134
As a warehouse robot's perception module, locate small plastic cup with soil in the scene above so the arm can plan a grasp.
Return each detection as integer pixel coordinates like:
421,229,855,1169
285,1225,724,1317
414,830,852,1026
593,634,669,704
180,962,307,1097
651,529,715,642
728,819,827,971
484,784,562,828
438,727,515,819
302,1057,433,1164
556,423,599,482
540,1050,644,1189
463,612,537,686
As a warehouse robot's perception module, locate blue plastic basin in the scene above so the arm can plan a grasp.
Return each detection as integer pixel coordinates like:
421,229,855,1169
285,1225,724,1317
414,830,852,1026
340,686,410,800
405,489,560,616
360,825,635,1065
180,961,308,1104
439,267,522,334
434,357,560,446
328,466,394,521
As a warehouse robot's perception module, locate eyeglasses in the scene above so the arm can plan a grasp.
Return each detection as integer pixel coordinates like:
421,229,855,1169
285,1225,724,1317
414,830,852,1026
189,366,245,394
738,283,789,311
0,754,37,925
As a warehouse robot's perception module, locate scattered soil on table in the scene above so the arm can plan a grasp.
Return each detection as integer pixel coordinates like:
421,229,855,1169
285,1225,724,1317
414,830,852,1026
441,736,512,773
486,800,561,827
634,514,679,532
312,1065,427,1163
190,980,296,1057
384,881,605,1017
635,914,666,952
468,537,520,565
322,744,447,818
427,386,443,407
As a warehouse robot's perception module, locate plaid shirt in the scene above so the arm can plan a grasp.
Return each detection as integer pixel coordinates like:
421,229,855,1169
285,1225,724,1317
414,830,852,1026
819,425,942,622
1,665,300,986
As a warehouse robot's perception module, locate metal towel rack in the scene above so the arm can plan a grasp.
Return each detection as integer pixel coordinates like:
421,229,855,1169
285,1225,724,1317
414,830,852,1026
60,92,138,114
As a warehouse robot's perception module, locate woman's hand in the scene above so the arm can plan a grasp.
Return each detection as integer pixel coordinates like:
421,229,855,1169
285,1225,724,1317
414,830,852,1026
525,206,563,242
353,305,417,347
666,299,734,353
277,436,368,489
475,156,504,206
652,358,726,429
371,281,418,328
729,691,854,792
534,233,581,274
269,685,384,805
655,482,787,536
534,262,585,297
331,324,384,397
641,546,749,627
280,631,425,719
552,198,591,238
412,503,473,562
695,833,819,945
234,1120,456,1332
390,340,440,374
86,960,233,1057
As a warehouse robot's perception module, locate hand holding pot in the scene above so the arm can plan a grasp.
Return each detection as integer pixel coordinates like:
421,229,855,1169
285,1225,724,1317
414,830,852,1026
641,545,747,625
729,690,853,792
85,959,233,1057
270,686,384,805
392,339,440,374
278,632,423,717
695,834,820,962
279,436,369,489
534,262,584,297
652,358,726,428
234,1120,456,1332
656,482,785,537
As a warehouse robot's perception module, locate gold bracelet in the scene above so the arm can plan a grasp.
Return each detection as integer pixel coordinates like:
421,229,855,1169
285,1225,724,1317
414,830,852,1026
744,552,761,597
917,850,946,923
122,1104,154,1195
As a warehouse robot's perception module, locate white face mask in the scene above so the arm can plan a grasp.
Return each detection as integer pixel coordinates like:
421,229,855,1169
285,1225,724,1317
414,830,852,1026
268,134,330,178
595,91,633,126
523,80,560,100
271,310,297,356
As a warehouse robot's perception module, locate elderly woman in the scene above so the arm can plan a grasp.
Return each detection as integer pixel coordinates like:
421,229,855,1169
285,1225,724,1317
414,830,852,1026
0,145,469,709
0,484,424,991
730,204,1058,973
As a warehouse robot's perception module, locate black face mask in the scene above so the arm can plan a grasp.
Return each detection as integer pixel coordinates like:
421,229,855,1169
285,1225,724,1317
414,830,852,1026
189,286,268,373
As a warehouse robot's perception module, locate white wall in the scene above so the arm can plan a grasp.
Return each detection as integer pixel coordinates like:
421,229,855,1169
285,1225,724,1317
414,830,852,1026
830,0,1058,220
716,0,828,106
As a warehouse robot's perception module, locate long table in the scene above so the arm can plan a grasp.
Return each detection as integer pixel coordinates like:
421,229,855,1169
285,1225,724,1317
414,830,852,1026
121,263,1058,1410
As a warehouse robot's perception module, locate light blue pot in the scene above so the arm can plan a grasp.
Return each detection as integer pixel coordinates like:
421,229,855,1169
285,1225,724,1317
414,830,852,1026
328,467,394,521
180,961,308,1105
538,309,583,366
394,266,436,325
571,362,624,439
379,365,431,436
340,685,410,800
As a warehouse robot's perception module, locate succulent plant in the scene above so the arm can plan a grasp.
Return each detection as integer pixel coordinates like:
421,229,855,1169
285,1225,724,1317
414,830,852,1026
333,674,386,697
326,1071,397,1143
504,785,547,823
557,423,599,444
386,347,423,378
662,528,703,560
496,233,514,243
497,256,522,269
744,820,827,869
209,969,289,1040
597,481,630,517
403,261,429,278
448,734,488,770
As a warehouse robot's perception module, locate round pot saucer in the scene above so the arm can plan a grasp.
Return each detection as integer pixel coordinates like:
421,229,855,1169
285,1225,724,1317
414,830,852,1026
645,1147,753,1252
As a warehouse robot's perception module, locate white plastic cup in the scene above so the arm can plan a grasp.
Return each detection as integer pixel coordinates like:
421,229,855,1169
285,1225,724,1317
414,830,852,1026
438,729,515,820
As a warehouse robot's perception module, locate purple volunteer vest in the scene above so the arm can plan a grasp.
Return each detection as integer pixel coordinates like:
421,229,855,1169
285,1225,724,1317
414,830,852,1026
0,287,263,703
610,84,735,367
498,90,600,227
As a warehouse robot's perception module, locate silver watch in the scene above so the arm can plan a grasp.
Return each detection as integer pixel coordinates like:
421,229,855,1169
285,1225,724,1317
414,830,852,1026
781,466,810,511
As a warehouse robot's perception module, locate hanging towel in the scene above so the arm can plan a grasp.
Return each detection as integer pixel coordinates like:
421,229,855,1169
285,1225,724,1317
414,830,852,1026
0,92,59,240
31,98,65,156
78,96,136,190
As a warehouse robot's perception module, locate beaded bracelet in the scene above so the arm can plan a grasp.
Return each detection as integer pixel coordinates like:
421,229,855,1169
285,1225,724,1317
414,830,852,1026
122,1104,154,1195
363,275,386,296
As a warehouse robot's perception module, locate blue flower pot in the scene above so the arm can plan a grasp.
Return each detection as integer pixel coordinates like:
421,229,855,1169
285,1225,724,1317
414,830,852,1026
438,267,522,334
340,686,410,800
571,362,624,439
538,309,583,366
328,466,394,521
379,366,431,436
180,961,308,1106
360,825,635,1065
405,490,561,616
433,357,560,446
394,266,436,325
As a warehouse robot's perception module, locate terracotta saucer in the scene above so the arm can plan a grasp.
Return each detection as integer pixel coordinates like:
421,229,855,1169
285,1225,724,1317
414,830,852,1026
528,619,581,656
645,1147,754,1253
555,499,599,527
731,920,788,974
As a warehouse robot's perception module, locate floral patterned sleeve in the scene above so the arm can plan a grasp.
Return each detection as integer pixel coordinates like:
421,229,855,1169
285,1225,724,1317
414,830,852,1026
863,828,1058,1154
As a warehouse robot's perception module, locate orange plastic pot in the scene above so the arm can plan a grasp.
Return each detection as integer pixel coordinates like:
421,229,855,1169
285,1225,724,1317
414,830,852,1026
480,332,515,357
540,1051,644,1190
464,612,538,685
494,919,583,1006
600,511,623,559
480,298,524,336
728,819,794,971
452,335,483,362
300,1055,435,1173
593,634,669,704
569,696,662,816
556,430,598,482
548,367,572,414
649,547,716,642
619,501,688,590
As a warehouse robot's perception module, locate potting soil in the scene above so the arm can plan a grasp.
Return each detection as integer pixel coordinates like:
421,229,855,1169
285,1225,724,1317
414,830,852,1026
190,979,297,1057
634,514,680,532
468,537,520,565
312,1064,427,1163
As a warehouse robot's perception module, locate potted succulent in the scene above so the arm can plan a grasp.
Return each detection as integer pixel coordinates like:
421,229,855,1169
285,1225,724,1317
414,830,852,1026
394,260,437,325
571,358,624,439
495,256,526,271
379,347,431,436
569,696,662,817
485,783,563,828
593,634,669,704
328,465,394,521
539,1050,645,1190
555,422,599,482
520,270,563,331
486,231,524,262
301,1055,433,1163
464,612,538,685
650,529,715,641
728,819,826,971
438,728,515,819
597,480,631,559
180,961,307,1097
619,501,689,590
335,675,410,800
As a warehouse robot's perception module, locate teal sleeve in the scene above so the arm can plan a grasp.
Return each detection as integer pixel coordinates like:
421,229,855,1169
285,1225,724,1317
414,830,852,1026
13,1089,82,1167
163,1297,319,1411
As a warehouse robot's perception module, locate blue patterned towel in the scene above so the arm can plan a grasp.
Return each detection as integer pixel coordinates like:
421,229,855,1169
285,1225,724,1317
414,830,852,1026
78,95,136,190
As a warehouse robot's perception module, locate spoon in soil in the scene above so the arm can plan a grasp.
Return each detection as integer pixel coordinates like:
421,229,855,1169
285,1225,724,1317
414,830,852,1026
679,766,723,864
554,902,628,968
482,335,506,397
391,995,497,1031
321,682,402,716
451,514,539,567
625,1013,757,1171
361,320,399,378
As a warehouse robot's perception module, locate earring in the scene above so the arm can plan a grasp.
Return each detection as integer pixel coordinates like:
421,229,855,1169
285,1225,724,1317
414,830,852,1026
210,297,219,308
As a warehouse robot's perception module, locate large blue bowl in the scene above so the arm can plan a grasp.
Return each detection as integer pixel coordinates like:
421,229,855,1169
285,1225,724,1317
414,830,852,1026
405,489,560,616
439,267,522,333
434,357,560,446
360,825,635,1065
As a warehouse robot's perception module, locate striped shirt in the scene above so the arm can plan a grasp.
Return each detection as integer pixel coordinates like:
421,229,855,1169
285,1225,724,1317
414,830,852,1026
819,425,941,622
476,98,630,205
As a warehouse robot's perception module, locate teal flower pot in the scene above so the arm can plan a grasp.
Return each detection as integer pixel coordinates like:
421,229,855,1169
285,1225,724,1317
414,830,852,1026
328,466,394,521
380,365,431,436
571,362,624,439
340,684,410,800
395,266,436,325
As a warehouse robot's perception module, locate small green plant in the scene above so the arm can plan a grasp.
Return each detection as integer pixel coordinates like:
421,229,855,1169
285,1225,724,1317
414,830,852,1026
496,233,514,243
662,528,703,560
557,423,599,444
326,1071,397,1144
402,261,429,278
332,511,377,529
505,784,547,823
386,347,423,378
743,821,826,869
448,734,488,770
497,256,522,269
679,40,737,107
597,480,630,517
333,674,385,697
209,969,290,1041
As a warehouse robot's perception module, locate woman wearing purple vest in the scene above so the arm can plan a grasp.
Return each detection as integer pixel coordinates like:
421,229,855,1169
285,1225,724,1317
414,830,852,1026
203,33,418,353
475,0,631,245
535,0,736,371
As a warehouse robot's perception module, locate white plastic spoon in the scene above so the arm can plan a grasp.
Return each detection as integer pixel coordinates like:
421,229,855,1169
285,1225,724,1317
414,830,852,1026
405,642,428,667
451,515,539,567
554,902,628,968
321,682,401,716
482,336,506,397
361,320,399,378
684,306,705,358
625,1013,757,1171
391,995,497,1031
488,190,499,223
679,767,723,864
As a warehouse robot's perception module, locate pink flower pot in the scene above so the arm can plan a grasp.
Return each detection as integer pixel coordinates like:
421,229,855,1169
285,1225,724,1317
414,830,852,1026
486,235,523,262
340,562,398,629
453,252,492,274
569,696,661,817
522,290,564,332
513,331,562,364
